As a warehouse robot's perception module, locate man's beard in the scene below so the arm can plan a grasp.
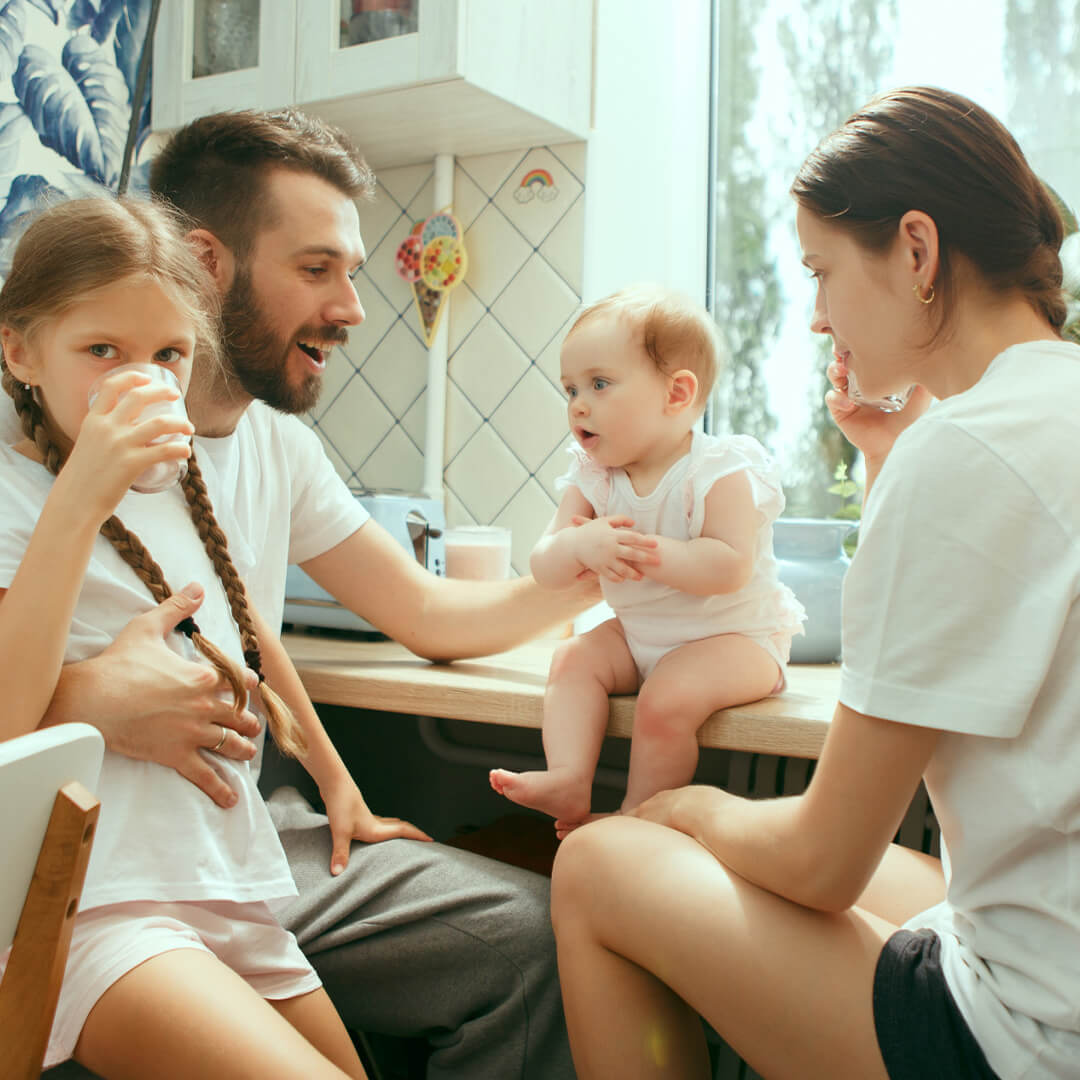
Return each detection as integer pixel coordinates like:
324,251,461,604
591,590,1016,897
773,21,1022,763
219,264,348,415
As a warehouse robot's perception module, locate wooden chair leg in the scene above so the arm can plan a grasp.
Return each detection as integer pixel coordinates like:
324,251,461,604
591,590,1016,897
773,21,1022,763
0,782,99,1080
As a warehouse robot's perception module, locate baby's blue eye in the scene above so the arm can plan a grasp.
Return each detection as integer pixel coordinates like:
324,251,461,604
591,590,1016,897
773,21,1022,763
592,378,609,391
564,386,577,399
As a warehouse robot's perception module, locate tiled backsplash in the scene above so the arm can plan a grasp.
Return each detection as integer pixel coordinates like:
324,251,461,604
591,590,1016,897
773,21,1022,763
307,142,586,575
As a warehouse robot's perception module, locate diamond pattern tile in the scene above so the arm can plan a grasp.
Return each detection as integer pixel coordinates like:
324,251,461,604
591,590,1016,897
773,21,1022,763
311,343,359,422
491,254,580,358
459,148,526,199
540,193,585,295
535,310,576,388
449,314,529,419
464,205,533,306
357,423,424,494
400,387,427,450
316,373,395,469
452,164,488,230
448,284,485,354
376,162,433,209
361,319,428,418
494,477,559,576
357,179,410,251
491,365,567,473
444,422,529,523
493,146,583,249
535,437,576,502
307,142,585,570
444,382,484,463
363,227,417,314
550,141,586,179
351,273,401,354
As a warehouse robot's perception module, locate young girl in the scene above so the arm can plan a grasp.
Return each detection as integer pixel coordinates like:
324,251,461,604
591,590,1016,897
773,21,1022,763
0,197,428,1079
490,286,805,833
551,87,1080,1080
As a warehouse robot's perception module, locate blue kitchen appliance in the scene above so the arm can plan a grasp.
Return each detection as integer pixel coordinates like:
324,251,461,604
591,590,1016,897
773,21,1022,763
283,490,446,634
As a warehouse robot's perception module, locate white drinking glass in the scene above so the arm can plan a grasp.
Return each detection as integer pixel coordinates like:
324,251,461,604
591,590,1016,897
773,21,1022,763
87,363,191,493
845,369,915,414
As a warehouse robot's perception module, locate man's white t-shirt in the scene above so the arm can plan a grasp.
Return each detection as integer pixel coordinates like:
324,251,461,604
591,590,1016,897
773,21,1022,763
840,340,1080,1079
192,402,369,631
0,444,297,908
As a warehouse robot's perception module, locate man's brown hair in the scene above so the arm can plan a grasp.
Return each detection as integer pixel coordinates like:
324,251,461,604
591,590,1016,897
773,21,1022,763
149,108,376,257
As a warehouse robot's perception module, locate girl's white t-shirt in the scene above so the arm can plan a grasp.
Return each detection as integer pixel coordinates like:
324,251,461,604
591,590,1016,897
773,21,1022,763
0,444,296,909
840,340,1080,1079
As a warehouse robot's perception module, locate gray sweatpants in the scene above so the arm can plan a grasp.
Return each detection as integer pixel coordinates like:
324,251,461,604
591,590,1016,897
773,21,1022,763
267,786,576,1080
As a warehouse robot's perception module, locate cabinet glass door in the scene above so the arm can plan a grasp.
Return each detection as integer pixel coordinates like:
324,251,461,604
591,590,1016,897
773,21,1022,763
193,0,261,77
339,0,418,48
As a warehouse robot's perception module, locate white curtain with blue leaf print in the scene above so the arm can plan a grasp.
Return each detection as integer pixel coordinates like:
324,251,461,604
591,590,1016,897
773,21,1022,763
0,0,152,272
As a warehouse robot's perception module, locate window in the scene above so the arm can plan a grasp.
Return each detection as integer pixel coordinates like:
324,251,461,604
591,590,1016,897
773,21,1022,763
707,0,1080,515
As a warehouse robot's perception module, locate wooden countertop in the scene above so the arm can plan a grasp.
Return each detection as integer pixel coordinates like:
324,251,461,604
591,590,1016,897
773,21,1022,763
283,633,839,759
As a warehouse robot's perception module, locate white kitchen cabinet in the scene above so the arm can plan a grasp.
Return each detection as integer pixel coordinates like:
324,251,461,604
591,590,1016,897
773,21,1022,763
152,1,297,126
152,0,593,168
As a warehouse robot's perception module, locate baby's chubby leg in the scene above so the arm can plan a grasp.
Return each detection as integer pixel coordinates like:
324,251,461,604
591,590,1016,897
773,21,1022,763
622,633,780,812
490,618,639,822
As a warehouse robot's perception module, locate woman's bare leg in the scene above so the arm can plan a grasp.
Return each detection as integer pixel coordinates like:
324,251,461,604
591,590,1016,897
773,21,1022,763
552,816,896,1080
622,635,779,811
490,618,639,821
75,948,366,1080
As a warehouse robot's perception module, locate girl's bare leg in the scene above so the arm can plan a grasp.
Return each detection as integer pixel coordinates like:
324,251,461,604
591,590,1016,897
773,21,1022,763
75,948,366,1080
552,816,898,1080
622,634,779,812
490,618,639,821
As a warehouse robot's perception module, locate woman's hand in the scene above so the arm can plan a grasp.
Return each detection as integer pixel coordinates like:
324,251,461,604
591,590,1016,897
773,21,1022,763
568,514,659,583
627,784,727,833
320,775,433,875
61,368,193,523
826,357,932,468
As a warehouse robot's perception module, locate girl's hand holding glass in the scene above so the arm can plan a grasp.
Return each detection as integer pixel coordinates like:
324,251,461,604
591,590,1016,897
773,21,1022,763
570,513,660,583
73,364,194,519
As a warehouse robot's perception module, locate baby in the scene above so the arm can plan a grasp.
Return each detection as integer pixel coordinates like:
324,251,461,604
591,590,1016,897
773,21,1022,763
490,285,805,833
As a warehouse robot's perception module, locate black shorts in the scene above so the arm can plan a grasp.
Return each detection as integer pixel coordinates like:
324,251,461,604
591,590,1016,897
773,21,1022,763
873,929,1001,1080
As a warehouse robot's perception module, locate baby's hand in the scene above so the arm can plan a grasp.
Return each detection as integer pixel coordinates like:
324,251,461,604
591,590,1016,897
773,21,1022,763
63,369,194,522
570,514,659,583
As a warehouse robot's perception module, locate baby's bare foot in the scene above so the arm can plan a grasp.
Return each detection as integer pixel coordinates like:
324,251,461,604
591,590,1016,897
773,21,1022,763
489,768,592,821
554,809,619,840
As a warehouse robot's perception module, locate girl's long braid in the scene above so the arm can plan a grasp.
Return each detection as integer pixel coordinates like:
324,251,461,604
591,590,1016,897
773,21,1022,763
180,456,305,757
2,362,302,754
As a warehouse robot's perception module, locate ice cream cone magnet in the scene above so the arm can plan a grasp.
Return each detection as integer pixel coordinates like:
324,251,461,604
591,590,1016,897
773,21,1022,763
395,209,468,347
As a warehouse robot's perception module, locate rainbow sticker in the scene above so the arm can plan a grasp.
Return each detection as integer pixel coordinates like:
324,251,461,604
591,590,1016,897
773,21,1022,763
515,166,560,203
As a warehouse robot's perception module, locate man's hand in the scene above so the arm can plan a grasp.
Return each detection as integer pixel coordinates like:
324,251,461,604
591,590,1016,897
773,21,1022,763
42,583,263,808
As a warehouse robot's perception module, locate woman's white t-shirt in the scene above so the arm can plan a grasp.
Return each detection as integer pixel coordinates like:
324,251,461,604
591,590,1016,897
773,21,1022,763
0,445,296,909
840,339,1080,1079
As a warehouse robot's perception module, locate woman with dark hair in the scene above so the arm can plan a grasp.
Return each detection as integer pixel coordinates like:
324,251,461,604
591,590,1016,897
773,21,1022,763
550,86,1080,1080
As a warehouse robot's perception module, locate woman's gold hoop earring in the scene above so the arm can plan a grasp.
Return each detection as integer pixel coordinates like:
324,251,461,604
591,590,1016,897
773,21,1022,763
913,282,935,305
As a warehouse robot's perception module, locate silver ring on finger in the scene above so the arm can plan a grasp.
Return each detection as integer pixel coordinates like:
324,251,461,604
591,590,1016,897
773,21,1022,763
212,724,228,752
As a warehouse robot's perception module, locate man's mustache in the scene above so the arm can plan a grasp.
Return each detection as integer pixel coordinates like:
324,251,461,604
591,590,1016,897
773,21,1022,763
297,325,350,348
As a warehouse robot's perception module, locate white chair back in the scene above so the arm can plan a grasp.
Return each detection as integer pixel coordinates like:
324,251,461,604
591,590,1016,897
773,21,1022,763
0,724,104,951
